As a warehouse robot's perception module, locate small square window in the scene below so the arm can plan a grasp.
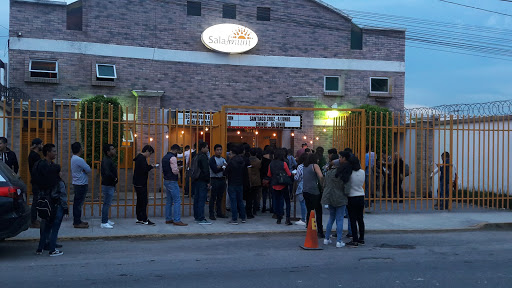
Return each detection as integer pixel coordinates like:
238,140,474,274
370,78,389,93
96,64,117,79
123,129,134,142
29,60,58,78
187,1,201,16
257,7,271,21
324,76,340,92
223,4,236,19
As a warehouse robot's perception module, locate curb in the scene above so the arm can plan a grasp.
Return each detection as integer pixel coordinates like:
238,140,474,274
478,222,512,230
8,222,512,242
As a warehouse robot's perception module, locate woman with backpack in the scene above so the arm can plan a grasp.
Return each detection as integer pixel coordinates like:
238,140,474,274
267,149,292,225
337,151,365,247
302,153,324,238
321,153,349,248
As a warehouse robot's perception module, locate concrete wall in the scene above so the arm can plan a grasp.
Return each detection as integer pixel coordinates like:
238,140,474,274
402,117,512,195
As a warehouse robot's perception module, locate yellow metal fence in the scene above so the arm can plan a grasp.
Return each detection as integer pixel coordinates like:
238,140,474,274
1,99,510,216
337,111,512,211
0,100,217,219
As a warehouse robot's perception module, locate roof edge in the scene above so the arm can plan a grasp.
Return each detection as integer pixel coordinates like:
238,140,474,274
310,0,352,20
12,0,67,6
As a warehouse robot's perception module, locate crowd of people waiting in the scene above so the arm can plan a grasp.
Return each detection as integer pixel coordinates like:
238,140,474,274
160,141,368,249
0,135,453,257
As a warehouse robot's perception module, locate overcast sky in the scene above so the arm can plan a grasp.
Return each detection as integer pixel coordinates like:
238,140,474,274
1,0,511,108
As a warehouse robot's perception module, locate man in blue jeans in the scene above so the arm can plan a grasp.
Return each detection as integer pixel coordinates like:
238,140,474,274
224,145,247,225
35,144,66,256
100,144,118,229
163,144,188,226
431,152,457,210
209,144,228,220
70,142,91,229
193,142,211,225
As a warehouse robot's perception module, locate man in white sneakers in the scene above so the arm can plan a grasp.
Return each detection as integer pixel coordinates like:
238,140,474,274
100,144,118,229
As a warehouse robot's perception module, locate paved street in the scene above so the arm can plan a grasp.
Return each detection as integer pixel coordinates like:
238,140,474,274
1,231,511,288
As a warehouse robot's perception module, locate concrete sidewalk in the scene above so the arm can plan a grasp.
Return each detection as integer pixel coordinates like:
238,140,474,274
9,210,512,241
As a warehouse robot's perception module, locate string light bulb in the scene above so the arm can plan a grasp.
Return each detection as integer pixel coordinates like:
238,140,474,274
316,137,319,140
165,135,169,139
303,136,307,140
291,133,295,137
255,131,259,135
134,134,137,138
323,128,327,132
181,131,185,134
273,133,277,137
150,138,154,142
237,131,241,135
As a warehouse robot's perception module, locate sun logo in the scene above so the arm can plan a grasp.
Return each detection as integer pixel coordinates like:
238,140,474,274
233,28,252,40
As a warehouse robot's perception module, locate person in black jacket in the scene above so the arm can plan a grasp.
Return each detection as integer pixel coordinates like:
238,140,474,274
260,149,273,213
133,145,156,225
100,144,118,229
35,144,66,257
193,141,211,225
0,137,19,174
28,138,43,228
224,145,247,225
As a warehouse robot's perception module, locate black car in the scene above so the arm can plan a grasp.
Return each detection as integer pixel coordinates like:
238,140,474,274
0,161,30,241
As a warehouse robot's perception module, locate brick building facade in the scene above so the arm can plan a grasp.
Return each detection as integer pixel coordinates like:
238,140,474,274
7,0,405,152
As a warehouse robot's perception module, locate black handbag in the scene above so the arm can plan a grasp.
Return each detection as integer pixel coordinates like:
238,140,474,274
276,170,292,185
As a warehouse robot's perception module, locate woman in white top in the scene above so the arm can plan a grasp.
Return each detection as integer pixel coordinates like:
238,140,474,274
337,151,365,247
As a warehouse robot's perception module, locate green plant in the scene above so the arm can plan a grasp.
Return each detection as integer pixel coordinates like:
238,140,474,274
79,95,124,166
357,104,393,156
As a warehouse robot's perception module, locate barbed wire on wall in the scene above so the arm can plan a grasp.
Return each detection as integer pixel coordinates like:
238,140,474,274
402,99,512,117
0,84,30,103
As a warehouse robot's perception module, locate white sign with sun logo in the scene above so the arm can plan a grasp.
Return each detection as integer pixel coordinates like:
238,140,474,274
201,24,259,54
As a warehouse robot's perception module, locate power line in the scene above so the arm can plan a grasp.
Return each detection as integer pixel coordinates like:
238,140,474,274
345,9,512,35
407,44,512,61
439,0,512,17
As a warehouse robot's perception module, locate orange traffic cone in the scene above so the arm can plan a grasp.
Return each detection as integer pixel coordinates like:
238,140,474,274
300,211,323,250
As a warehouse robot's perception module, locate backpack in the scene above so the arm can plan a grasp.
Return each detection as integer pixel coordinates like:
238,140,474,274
190,154,202,181
404,164,410,177
32,160,56,220
36,195,54,220
276,170,292,185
